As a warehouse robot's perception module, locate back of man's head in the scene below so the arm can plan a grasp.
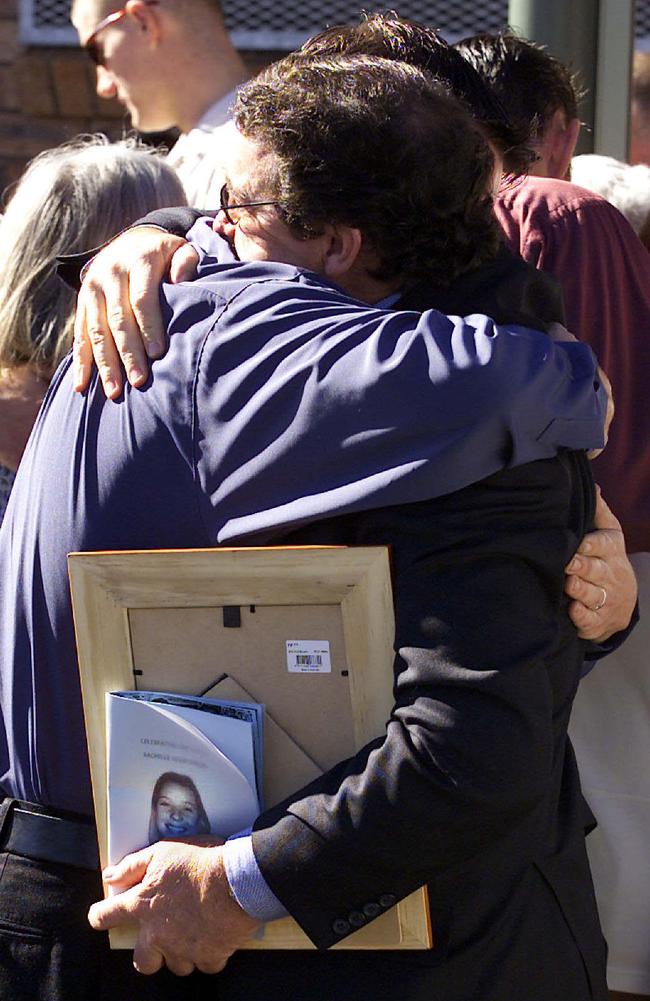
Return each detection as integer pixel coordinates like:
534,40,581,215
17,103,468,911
234,53,501,289
298,13,533,175
456,31,582,178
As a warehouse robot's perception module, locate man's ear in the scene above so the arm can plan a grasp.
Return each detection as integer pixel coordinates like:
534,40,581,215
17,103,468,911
125,0,162,45
545,109,581,180
321,226,363,281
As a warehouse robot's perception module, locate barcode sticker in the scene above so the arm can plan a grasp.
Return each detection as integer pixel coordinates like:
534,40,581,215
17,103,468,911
286,640,331,673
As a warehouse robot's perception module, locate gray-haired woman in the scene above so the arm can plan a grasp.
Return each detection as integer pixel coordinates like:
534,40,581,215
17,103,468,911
0,134,187,523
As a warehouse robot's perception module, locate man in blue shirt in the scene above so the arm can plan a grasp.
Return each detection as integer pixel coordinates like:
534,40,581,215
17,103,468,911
0,55,610,1001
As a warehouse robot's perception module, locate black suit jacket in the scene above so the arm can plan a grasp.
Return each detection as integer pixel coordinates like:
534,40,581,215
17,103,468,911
220,261,604,998
235,254,604,996
226,257,605,1000
233,454,605,1001
75,216,606,999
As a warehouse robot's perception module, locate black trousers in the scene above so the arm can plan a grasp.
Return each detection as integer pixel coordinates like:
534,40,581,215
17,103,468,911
0,847,607,1001
0,850,442,1001
0,847,452,1001
0,846,604,1001
0,850,216,1001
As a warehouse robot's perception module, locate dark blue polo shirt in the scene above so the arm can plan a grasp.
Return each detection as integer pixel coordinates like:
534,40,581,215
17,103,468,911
0,244,606,813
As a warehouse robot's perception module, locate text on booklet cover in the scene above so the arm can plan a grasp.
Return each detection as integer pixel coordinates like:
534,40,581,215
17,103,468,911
106,690,263,865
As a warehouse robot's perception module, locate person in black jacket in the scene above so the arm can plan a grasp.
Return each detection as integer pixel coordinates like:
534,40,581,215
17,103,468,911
64,51,615,1001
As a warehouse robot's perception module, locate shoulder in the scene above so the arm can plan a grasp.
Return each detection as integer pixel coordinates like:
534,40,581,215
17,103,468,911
195,91,239,133
496,175,630,235
171,257,336,312
189,233,359,312
159,258,358,377
166,109,237,207
169,101,236,158
495,175,647,276
571,154,650,236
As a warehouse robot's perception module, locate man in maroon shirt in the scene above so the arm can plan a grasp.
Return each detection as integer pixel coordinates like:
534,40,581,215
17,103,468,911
494,177,650,554
458,31,650,553
460,31,650,1001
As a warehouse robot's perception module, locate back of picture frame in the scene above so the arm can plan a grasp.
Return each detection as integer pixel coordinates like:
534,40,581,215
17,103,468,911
68,545,432,951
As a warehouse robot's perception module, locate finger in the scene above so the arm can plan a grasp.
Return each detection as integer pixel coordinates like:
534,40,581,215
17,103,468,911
133,938,165,976
88,886,141,930
82,275,124,399
159,953,195,977
574,530,618,558
73,295,96,393
128,260,167,361
104,280,149,388
567,600,604,642
565,573,607,608
169,244,199,284
565,554,608,585
196,956,229,975
103,844,154,890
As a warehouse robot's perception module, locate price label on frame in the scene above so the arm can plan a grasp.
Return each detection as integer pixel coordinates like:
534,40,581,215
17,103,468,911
286,640,332,673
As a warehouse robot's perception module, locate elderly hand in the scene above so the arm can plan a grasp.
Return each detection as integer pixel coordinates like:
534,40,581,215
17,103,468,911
565,489,637,643
88,840,260,976
73,227,199,399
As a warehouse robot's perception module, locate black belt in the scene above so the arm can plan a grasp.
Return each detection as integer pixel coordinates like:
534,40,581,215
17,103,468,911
0,798,99,870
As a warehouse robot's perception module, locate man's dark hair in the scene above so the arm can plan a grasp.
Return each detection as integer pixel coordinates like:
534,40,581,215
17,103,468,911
234,54,501,289
297,13,534,175
456,31,582,145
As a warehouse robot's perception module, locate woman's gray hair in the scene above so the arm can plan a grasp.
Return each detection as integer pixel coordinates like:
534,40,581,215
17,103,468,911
0,134,187,372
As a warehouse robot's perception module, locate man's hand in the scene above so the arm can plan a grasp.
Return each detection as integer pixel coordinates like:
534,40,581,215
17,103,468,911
73,227,199,399
565,490,637,643
88,840,260,976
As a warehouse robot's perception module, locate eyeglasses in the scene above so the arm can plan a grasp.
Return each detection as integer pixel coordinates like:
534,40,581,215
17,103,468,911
84,1,159,66
219,182,281,225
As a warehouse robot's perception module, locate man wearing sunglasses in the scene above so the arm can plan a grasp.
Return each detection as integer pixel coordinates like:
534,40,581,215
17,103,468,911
71,0,247,206
0,50,616,1001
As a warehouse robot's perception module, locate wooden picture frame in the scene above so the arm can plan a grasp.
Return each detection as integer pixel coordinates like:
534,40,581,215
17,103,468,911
68,545,432,951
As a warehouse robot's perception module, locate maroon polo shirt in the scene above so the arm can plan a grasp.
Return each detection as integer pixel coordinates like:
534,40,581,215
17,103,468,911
496,175,650,553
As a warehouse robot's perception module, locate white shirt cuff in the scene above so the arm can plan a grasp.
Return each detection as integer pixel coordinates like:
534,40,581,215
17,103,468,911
222,833,288,922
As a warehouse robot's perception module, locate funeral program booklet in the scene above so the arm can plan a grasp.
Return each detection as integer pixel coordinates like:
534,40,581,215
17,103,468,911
106,690,263,866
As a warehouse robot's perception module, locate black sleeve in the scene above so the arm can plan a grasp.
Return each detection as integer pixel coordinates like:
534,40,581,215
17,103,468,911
56,207,212,291
399,245,567,331
251,454,593,949
134,206,210,237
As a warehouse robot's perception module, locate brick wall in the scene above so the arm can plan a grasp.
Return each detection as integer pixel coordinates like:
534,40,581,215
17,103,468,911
0,0,279,199
0,0,126,196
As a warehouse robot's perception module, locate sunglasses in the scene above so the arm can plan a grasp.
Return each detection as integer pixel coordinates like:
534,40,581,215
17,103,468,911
84,1,159,66
219,182,282,225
